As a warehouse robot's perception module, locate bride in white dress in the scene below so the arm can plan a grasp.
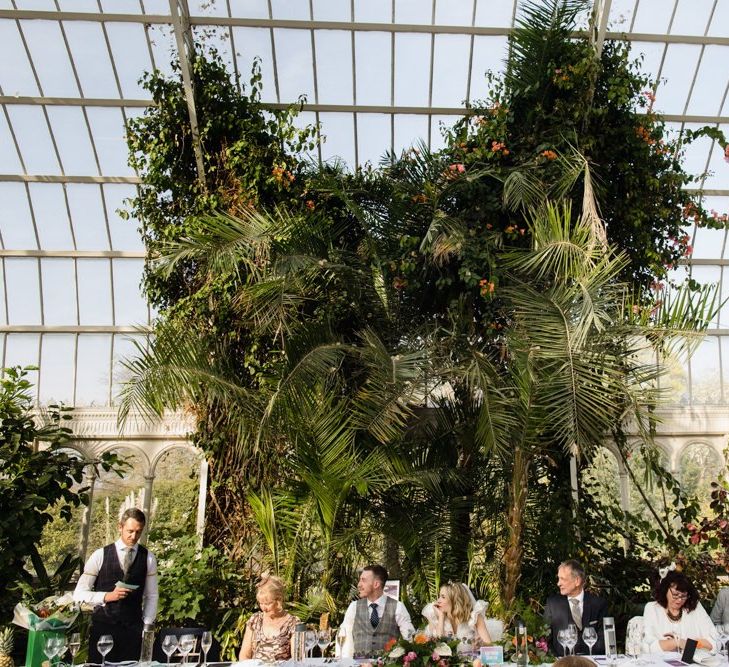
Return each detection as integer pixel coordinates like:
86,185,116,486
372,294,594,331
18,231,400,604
422,582,493,646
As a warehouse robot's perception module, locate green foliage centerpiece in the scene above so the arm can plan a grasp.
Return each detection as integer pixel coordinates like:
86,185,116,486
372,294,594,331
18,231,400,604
382,634,466,667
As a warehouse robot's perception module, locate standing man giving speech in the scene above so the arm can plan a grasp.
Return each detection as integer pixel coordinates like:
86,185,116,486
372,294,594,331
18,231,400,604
73,508,158,662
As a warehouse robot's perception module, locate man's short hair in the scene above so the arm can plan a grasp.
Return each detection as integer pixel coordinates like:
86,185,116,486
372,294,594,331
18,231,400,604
560,559,586,583
120,507,146,526
363,564,388,587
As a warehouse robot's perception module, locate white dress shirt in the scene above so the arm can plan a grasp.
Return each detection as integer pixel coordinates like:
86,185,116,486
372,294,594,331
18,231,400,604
336,595,415,658
73,539,159,626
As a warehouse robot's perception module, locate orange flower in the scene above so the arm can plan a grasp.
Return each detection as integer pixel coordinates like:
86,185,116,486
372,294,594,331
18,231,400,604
413,633,429,645
541,149,558,160
384,638,398,652
305,200,315,210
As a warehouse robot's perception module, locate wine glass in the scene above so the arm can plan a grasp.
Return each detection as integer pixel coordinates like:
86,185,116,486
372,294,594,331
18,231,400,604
162,635,179,666
317,629,331,657
565,627,578,657
44,636,61,664
305,630,317,658
97,634,114,667
178,634,196,664
55,635,68,667
201,631,213,666
715,624,729,657
557,629,569,657
68,633,81,665
336,627,347,656
582,627,597,656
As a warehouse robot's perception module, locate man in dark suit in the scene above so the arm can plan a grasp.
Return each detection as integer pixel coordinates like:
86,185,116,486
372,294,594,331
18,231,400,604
544,559,609,656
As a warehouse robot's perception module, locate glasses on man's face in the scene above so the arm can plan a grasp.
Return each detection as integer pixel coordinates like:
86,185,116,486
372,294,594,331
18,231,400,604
669,589,688,600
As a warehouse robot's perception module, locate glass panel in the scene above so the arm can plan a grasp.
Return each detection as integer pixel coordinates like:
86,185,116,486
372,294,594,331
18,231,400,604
0,263,6,326
431,114,458,152
86,107,133,176
46,107,99,176
57,0,99,11
142,0,171,13
394,33,430,106
75,333,112,406
99,0,141,11
67,184,111,251
228,0,269,19
631,0,675,33
271,0,310,19
628,42,664,84
689,336,721,404
192,31,235,75
678,443,723,505
704,125,729,190
0,112,23,174
470,36,508,100
319,113,356,167
0,183,37,249
146,24,177,79
680,122,713,177
77,258,113,325
40,259,77,326
394,114,428,156
7,105,61,175
290,111,318,163
112,259,148,326
29,183,74,250
474,0,515,28
38,334,75,405
670,0,715,36
354,0,391,22
431,34,470,107
690,225,725,260
656,44,702,115
0,20,40,97
708,0,729,37
20,20,79,97
660,350,689,405
395,0,433,24
690,264,720,328
105,23,154,99
111,333,147,403
104,184,144,251
273,29,316,102
64,21,120,98
685,46,729,116
232,28,277,102
315,31,353,105
607,0,637,31
15,0,56,8
356,113,391,167
5,258,41,325
435,0,473,25
355,32,391,106
4,334,40,396
188,0,228,15
313,0,351,21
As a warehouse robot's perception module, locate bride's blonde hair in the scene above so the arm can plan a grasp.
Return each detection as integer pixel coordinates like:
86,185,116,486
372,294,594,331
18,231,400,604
443,583,473,630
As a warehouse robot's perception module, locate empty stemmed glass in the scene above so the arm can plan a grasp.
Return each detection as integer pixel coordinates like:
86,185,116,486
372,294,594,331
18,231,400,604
55,635,68,667
317,629,331,657
44,636,63,666
97,634,114,667
305,629,317,659
161,635,179,666
68,633,81,665
582,627,597,657
557,629,569,657
565,628,578,657
201,631,213,666
178,634,196,664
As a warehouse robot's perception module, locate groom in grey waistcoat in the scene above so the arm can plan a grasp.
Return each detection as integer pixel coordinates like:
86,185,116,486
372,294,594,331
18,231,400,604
338,565,415,658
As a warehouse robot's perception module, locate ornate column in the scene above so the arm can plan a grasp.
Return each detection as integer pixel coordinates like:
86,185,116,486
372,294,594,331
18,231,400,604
142,473,155,544
78,465,97,563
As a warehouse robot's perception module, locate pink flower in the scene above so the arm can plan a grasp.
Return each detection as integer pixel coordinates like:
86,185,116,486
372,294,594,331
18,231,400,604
404,652,418,663
536,639,549,652
432,652,441,661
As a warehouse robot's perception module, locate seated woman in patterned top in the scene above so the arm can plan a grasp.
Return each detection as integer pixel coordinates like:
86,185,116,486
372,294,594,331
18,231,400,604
239,575,300,661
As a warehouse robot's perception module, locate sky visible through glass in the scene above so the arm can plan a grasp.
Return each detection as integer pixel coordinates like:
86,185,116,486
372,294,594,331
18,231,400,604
0,0,726,406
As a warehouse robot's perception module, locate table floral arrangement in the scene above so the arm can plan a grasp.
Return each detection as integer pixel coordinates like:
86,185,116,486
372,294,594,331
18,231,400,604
380,633,471,667
12,594,79,632
500,621,552,666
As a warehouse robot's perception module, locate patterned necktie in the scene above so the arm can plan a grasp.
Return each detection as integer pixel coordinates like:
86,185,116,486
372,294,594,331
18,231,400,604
569,598,582,629
122,546,135,578
369,602,379,628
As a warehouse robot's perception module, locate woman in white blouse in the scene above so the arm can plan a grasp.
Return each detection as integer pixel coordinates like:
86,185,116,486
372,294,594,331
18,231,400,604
422,582,492,646
643,570,716,653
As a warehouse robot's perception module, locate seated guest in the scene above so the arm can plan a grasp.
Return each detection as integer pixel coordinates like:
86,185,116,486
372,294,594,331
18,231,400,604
554,657,596,667
338,565,415,658
544,560,608,656
643,570,717,653
239,574,299,661
710,587,729,624
421,582,492,646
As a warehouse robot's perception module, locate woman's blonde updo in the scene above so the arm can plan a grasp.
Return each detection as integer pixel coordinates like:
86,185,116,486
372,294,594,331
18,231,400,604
443,582,474,630
256,574,286,612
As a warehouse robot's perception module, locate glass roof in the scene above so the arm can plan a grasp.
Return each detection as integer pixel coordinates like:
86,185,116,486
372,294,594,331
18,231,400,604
0,0,727,407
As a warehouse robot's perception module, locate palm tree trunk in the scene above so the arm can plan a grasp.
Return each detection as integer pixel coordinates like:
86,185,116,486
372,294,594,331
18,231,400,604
503,446,530,608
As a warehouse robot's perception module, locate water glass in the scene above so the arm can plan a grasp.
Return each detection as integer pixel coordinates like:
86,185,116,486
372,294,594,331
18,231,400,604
178,634,196,664
201,631,213,666
68,633,81,664
317,629,331,656
582,627,597,656
557,629,569,657
97,635,114,667
162,635,179,666
305,630,317,658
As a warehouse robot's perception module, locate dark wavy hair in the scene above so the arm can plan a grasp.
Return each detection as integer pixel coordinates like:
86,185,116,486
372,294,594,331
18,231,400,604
654,571,699,612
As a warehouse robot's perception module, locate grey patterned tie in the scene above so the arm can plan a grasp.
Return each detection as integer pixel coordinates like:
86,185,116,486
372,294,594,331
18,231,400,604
369,603,379,628
569,598,582,630
122,546,135,578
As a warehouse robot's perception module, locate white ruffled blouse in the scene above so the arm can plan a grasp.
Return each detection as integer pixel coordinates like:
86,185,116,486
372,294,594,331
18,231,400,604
422,599,488,640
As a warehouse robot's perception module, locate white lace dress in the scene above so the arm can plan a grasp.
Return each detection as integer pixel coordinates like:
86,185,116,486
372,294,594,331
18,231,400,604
422,600,489,641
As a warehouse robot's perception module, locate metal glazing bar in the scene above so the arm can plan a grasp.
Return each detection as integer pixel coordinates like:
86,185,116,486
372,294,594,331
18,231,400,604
0,249,145,258
0,175,142,183
0,325,149,333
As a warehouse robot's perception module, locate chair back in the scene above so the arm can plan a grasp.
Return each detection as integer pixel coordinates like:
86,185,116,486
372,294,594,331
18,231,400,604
484,618,505,642
626,615,645,653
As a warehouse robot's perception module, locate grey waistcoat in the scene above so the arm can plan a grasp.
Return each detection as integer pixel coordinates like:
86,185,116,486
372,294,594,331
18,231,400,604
352,597,400,657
